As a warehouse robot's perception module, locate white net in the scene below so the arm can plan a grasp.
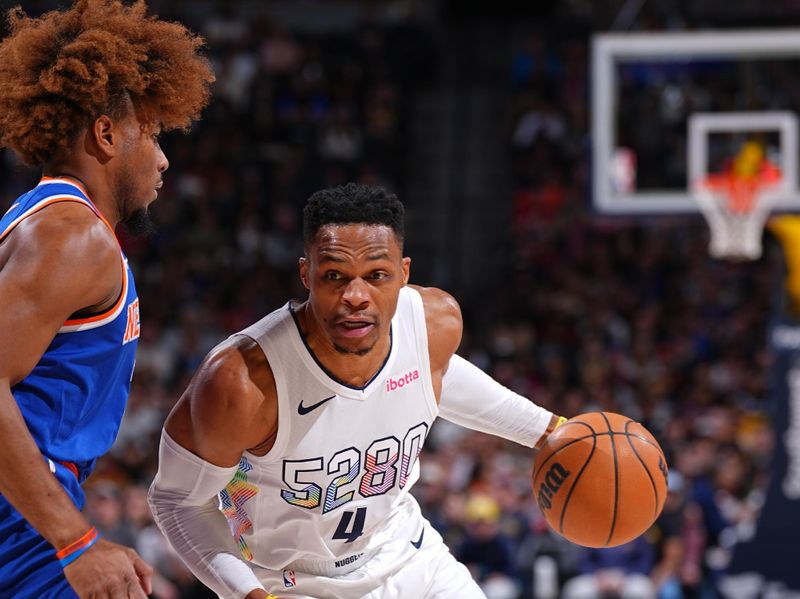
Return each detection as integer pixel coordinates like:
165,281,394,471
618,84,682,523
692,181,781,261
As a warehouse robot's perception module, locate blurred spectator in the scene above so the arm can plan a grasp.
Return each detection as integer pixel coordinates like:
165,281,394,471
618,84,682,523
648,471,711,599
457,494,520,599
84,482,137,549
562,537,657,599
0,1,785,596
514,508,581,598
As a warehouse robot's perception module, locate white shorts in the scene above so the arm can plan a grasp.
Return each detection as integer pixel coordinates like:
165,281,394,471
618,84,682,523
253,519,486,599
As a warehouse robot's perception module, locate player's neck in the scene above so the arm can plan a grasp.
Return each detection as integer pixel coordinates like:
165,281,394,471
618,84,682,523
42,166,121,226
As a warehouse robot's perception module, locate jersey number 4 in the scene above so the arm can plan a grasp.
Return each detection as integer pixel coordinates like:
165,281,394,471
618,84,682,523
332,507,367,543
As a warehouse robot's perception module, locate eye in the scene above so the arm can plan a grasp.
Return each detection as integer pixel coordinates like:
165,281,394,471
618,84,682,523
324,271,342,281
369,271,389,280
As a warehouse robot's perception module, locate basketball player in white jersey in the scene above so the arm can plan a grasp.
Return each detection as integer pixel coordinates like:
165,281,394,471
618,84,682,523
149,183,565,598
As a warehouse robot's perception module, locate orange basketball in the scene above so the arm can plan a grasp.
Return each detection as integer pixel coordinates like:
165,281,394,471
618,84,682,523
532,411,668,547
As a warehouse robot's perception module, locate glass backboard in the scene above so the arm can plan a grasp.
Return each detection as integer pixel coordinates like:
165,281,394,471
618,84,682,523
592,30,800,214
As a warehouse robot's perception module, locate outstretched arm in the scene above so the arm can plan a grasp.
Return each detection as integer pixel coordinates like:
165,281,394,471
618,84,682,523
0,205,152,597
439,354,563,447
414,284,563,448
148,337,279,599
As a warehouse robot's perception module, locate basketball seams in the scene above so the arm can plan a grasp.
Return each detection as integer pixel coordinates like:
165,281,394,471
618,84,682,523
533,413,668,548
532,421,600,540
558,426,597,536
624,434,661,451
600,412,620,546
532,421,595,479
549,427,660,451
623,420,664,521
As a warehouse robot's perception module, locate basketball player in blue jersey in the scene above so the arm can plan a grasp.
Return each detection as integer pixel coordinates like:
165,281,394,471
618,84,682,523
150,183,567,598
0,1,213,597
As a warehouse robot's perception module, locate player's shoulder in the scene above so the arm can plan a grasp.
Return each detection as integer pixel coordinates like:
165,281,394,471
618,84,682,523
407,284,462,328
172,335,279,461
9,201,118,271
0,202,121,312
407,285,462,363
194,335,276,408
19,197,109,231
190,335,277,432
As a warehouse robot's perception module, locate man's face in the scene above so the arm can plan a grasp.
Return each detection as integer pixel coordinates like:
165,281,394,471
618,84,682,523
114,115,168,234
300,223,410,356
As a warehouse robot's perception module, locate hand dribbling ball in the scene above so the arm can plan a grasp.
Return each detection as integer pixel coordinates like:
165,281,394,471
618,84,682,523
532,411,668,547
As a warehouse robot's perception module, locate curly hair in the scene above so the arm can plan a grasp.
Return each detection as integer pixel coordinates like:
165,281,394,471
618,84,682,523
303,183,405,249
0,0,215,166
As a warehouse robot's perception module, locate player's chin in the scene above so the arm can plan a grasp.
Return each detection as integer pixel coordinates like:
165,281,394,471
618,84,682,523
332,334,378,356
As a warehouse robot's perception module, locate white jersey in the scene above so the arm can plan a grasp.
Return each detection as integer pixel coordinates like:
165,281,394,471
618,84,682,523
218,286,438,577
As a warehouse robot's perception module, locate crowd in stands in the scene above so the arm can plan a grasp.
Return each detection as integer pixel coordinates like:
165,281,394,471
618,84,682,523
0,3,782,598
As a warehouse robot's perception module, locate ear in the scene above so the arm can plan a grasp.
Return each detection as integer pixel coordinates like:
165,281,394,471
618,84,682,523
86,115,118,161
401,257,411,285
299,257,310,290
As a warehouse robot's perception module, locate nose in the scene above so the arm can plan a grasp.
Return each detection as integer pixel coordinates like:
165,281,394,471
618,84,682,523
342,277,370,309
157,146,169,173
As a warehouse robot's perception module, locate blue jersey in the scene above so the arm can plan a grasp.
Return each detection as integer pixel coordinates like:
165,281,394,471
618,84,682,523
0,178,139,482
0,178,140,598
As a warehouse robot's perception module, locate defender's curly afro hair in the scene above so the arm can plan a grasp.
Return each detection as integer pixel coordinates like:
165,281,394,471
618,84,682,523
0,0,215,166
303,183,405,249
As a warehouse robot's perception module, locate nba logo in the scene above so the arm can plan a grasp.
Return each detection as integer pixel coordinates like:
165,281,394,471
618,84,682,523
283,569,296,588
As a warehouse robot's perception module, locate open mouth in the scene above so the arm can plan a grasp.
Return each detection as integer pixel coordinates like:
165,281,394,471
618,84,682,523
336,321,375,338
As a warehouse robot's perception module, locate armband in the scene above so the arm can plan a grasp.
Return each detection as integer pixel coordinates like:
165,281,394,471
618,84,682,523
149,432,266,598
439,354,558,448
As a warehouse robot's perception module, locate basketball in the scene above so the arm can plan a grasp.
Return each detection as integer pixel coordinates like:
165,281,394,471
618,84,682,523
532,412,668,548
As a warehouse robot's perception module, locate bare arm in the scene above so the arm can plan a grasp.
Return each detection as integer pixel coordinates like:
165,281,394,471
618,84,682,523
151,337,279,599
0,204,151,596
164,336,279,466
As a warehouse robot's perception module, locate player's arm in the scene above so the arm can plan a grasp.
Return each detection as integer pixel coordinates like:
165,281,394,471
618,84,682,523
0,204,152,597
413,284,564,448
148,336,278,599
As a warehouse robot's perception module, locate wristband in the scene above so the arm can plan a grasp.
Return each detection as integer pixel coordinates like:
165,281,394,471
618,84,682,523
534,415,568,449
56,526,100,568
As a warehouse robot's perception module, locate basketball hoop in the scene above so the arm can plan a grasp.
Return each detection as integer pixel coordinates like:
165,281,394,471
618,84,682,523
692,163,783,261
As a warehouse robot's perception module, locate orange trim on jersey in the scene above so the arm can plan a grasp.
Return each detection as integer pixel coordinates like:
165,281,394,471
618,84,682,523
62,257,128,326
58,460,79,479
0,197,95,244
38,177,116,234
39,176,91,201
2,187,127,329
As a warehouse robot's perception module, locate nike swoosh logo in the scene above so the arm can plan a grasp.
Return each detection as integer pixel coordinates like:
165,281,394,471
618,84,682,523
410,528,424,549
297,395,336,415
